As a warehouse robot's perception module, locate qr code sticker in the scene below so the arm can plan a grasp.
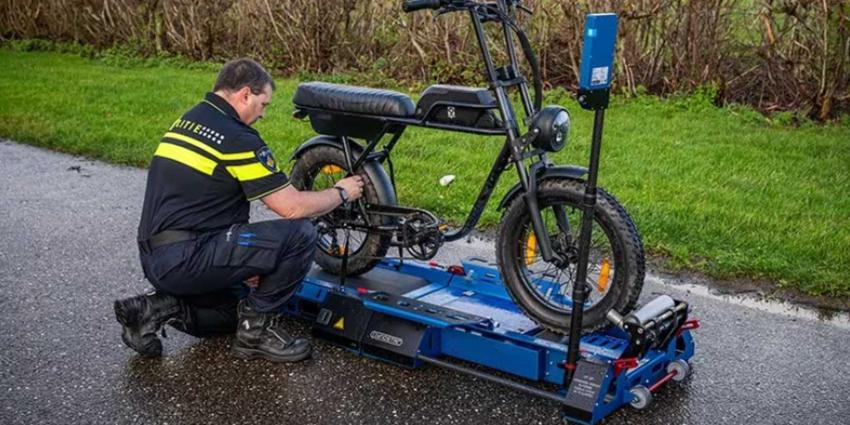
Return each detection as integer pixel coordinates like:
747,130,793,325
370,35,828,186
591,67,609,86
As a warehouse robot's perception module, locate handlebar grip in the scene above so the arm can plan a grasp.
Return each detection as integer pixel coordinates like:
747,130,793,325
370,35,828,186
402,0,442,13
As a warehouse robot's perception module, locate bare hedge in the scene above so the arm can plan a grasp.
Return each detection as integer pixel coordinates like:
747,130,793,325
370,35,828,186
2,0,848,119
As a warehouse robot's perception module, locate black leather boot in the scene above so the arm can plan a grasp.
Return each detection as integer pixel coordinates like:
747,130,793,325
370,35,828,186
232,300,312,362
113,292,184,357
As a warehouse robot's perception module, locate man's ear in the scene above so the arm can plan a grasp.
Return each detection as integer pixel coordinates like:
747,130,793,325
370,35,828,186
237,86,252,104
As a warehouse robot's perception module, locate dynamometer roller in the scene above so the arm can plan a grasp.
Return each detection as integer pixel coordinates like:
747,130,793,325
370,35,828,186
283,2,698,423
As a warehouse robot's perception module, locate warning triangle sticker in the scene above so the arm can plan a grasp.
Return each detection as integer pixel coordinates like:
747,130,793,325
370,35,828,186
333,317,345,330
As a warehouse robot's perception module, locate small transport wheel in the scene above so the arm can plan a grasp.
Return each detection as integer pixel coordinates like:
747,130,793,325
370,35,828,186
289,144,394,276
629,385,653,410
497,178,645,333
667,359,691,382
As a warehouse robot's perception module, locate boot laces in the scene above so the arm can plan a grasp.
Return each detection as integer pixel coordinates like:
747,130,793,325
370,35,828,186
159,317,181,339
266,315,292,345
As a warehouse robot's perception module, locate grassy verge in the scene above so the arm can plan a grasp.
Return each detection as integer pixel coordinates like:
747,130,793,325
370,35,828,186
1,49,848,298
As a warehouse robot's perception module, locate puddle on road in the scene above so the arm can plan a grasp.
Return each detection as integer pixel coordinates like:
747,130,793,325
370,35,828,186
649,275,850,329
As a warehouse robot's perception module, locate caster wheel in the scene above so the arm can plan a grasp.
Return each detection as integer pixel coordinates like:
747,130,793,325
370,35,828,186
667,359,691,382
629,385,652,410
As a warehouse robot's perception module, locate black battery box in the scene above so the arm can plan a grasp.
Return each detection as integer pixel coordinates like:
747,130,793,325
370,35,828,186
415,85,502,129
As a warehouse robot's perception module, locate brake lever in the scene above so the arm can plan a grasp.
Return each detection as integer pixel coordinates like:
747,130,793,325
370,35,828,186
476,4,502,23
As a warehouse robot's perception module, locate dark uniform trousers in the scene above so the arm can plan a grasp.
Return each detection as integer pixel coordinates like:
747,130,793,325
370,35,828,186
140,219,318,337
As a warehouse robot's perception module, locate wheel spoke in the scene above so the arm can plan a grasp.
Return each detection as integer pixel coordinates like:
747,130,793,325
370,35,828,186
306,162,374,257
516,199,618,312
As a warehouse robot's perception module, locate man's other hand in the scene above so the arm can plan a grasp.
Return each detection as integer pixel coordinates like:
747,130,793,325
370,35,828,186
244,275,261,288
335,176,365,201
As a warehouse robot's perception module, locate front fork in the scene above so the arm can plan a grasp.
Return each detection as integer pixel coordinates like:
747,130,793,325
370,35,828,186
517,159,571,268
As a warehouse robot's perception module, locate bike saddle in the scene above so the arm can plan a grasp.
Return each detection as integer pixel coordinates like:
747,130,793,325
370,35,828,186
294,82,416,118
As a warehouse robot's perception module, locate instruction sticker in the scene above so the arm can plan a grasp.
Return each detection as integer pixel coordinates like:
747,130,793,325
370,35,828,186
564,360,608,412
591,67,609,86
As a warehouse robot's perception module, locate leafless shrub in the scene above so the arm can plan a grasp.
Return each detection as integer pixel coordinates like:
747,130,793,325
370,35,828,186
1,0,847,118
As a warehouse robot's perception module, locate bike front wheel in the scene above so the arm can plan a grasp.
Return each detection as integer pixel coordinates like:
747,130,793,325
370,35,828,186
497,178,645,334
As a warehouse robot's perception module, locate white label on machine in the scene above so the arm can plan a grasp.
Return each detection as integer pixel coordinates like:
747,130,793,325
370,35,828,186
591,66,609,86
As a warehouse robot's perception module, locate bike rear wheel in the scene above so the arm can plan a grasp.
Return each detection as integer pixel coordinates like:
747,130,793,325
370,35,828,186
289,145,393,276
497,178,645,334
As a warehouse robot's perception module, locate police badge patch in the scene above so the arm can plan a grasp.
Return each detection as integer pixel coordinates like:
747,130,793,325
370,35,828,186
255,146,278,172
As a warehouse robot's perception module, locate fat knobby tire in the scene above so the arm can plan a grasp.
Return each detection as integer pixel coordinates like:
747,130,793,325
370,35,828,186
290,145,392,276
497,178,645,334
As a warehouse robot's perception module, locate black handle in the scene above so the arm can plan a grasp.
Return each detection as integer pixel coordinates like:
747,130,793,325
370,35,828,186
402,0,442,13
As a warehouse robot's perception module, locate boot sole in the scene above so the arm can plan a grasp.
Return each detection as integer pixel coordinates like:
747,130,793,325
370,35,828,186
114,300,162,357
231,344,312,363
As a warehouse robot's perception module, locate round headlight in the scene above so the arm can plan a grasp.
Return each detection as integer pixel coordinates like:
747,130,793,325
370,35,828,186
530,106,571,152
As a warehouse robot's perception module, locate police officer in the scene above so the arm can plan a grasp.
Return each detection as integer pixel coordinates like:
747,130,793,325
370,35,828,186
113,58,364,362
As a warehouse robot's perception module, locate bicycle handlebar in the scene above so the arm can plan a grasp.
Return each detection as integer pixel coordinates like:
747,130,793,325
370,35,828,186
402,0,443,13
402,0,543,113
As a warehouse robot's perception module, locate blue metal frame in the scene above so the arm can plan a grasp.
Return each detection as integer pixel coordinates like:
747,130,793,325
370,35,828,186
285,257,696,424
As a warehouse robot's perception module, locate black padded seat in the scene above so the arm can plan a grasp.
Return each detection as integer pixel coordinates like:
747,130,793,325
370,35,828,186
293,82,416,118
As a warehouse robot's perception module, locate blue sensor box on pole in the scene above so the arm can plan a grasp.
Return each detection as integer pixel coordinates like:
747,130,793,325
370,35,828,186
578,13,618,91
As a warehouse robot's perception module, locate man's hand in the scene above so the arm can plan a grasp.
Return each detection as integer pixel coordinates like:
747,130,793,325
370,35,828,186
244,275,261,288
334,175,365,202
261,175,366,220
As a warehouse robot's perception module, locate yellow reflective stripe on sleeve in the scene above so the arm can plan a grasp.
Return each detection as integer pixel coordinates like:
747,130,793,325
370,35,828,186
226,163,273,182
163,132,255,161
154,143,217,175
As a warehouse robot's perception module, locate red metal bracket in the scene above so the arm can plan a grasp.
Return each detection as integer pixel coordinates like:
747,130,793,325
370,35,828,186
447,265,466,276
613,357,639,376
676,319,701,336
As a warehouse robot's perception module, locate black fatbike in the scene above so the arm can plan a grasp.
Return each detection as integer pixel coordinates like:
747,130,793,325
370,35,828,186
289,0,645,334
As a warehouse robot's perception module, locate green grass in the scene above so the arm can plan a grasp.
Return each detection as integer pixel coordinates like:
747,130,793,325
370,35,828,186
1,49,849,298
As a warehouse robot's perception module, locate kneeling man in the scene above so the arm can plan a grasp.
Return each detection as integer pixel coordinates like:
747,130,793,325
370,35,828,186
114,58,362,362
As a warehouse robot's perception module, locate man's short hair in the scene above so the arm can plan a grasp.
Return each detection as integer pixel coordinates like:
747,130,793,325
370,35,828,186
213,58,276,94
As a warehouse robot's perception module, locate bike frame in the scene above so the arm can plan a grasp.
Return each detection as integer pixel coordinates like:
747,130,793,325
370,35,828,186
294,0,569,265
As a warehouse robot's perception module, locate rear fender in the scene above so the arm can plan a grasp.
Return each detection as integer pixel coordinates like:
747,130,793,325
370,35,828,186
290,135,397,207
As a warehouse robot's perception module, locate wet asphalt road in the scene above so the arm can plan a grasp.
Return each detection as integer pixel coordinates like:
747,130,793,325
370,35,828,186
1,140,849,425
